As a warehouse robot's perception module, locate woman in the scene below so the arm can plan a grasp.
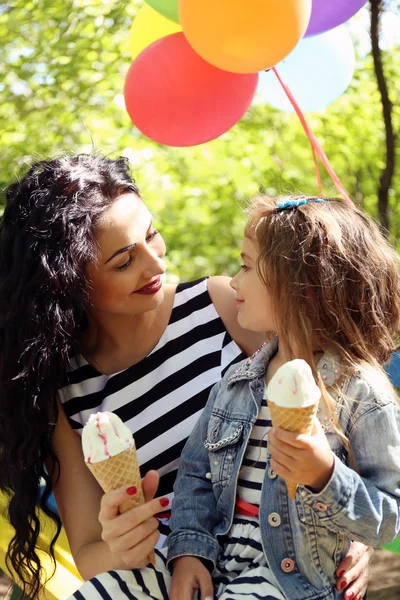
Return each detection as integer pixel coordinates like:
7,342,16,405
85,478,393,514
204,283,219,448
0,154,371,599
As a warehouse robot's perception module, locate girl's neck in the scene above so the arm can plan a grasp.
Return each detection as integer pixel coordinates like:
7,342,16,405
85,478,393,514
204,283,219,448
264,340,323,387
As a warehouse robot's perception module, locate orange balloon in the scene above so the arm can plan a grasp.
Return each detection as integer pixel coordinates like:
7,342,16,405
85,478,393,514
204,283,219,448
179,0,312,74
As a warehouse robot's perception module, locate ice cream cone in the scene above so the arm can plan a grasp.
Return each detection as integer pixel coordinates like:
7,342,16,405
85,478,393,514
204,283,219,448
87,446,155,565
268,400,319,499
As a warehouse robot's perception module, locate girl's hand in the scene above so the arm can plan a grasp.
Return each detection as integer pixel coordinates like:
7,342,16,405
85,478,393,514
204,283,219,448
98,470,166,569
268,419,335,492
170,556,214,600
336,543,373,600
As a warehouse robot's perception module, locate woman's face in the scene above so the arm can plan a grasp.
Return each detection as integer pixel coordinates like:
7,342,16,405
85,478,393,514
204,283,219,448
86,193,166,317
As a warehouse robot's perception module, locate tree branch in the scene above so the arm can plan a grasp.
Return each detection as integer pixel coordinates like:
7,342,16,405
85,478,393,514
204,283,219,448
370,0,396,233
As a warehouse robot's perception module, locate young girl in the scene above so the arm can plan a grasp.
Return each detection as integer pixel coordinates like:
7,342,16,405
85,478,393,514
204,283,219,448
166,195,400,600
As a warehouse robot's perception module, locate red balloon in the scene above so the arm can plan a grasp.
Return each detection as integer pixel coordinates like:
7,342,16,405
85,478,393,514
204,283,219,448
124,33,258,147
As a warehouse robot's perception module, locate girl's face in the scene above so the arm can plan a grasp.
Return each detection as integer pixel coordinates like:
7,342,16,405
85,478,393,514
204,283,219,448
230,236,277,333
86,193,167,317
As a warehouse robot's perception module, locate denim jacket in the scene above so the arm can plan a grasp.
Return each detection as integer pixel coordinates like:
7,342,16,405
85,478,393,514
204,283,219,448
167,339,400,600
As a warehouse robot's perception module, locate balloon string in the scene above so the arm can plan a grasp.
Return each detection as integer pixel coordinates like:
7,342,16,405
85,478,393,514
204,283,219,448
271,66,353,205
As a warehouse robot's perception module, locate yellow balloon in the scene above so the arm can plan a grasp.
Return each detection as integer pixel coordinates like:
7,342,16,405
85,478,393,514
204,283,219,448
129,5,181,60
179,0,312,74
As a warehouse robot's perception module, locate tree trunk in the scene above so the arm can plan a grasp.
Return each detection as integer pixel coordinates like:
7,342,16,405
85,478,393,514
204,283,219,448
370,0,396,233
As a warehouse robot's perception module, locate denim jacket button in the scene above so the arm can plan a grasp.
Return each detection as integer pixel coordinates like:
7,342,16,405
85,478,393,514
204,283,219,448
315,502,328,512
268,512,281,527
268,468,277,479
281,558,295,573
213,460,220,466
206,472,212,479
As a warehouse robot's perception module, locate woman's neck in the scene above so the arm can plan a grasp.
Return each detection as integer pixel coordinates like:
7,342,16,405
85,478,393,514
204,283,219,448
81,284,176,374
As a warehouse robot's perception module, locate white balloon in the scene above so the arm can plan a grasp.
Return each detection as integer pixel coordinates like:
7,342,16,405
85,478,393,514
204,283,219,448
257,25,356,113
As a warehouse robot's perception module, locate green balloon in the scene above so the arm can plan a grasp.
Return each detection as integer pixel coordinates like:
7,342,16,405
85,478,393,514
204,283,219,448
145,0,179,24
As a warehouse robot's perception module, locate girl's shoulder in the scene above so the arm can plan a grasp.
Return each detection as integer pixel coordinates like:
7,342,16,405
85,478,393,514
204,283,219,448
345,363,399,413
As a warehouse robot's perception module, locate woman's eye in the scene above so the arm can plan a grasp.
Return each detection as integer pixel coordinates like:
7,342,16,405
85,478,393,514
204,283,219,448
117,256,133,271
146,229,159,242
240,264,250,272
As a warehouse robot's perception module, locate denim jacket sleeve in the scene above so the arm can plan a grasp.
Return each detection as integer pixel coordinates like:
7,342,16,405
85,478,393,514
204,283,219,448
300,383,400,547
167,381,221,569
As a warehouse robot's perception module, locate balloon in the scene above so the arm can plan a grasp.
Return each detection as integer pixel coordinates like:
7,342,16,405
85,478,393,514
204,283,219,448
179,0,312,74
305,0,367,37
145,0,179,24
257,26,355,113
124,33,258,147
129,5,181,61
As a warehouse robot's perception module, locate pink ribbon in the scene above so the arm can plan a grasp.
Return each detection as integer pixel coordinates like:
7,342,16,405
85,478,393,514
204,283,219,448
272,66,353,206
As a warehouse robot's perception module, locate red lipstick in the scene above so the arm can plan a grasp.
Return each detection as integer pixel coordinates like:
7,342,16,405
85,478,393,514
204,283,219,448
134,276,162,295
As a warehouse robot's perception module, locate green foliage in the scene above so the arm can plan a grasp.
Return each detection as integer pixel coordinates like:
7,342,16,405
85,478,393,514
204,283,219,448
0,0,399,281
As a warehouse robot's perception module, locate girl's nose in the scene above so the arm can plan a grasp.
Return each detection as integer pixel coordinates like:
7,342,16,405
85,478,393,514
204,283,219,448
230,274,238,291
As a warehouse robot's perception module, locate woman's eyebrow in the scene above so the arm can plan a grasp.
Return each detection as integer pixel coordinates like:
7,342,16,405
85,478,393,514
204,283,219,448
240,252,254,262
104,219,153,264
105,243,136,264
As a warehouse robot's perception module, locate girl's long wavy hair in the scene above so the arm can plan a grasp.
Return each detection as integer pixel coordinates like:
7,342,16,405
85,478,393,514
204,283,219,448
246,196,400,448
0,154,139,597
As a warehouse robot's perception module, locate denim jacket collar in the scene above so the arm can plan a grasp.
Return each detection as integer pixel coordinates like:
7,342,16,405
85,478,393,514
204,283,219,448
227,336,342,388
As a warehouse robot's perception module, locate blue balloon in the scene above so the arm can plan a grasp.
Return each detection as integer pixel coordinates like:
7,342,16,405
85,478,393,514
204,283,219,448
257,26,355,113
386,352,400,387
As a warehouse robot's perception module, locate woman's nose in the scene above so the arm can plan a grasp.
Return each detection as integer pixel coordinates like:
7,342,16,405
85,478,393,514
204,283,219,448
142,245,166,277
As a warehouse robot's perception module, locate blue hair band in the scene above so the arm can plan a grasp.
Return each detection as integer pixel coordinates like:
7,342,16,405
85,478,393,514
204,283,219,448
276,197,326,212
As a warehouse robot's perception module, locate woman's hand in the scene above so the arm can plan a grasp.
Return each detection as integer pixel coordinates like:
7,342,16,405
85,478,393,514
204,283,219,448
98,470,167,569
170,556,214,600
336,543,373,600
268,419,334,492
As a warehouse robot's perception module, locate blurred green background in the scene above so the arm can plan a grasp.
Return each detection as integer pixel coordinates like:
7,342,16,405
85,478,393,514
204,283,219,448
0,0,399,281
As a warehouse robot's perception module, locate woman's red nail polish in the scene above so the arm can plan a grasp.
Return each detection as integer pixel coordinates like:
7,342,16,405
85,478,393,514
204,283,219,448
338,570,346,578
347,592,354,600
340,581,347,591
127,485,137,496
159,498,169,507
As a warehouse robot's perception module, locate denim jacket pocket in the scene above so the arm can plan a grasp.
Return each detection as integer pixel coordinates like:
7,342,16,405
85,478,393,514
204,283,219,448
204,416,244,486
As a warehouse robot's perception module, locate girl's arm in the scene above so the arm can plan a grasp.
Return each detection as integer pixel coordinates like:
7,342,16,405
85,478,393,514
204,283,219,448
207,276,266,356
167,383,221,570
270,400,400,547
303,400,400,547
49,403,163,579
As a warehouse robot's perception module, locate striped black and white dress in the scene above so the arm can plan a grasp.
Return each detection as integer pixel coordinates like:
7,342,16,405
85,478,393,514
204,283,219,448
68,327,285,600
60,277,245,544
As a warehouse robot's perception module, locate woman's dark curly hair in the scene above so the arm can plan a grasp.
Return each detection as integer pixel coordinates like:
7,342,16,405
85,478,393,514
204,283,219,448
0,154,139,597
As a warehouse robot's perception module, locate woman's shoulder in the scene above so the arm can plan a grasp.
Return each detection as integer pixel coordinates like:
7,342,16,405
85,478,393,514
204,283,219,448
207,276,265,357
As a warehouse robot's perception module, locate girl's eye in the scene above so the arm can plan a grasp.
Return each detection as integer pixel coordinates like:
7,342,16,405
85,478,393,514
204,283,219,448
240,264,250,272
146,229,159,242
117,256,133,271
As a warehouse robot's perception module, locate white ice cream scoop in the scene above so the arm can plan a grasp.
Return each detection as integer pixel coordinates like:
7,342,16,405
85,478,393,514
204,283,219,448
82,411,134,464
266,359,321,408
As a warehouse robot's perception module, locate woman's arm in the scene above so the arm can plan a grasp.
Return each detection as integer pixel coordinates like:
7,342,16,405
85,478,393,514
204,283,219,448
50,403,162,579
207,276,266,356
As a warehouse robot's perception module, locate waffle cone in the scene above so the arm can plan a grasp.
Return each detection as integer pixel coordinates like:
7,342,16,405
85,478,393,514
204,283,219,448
87,446,155,565
268,400,319,499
